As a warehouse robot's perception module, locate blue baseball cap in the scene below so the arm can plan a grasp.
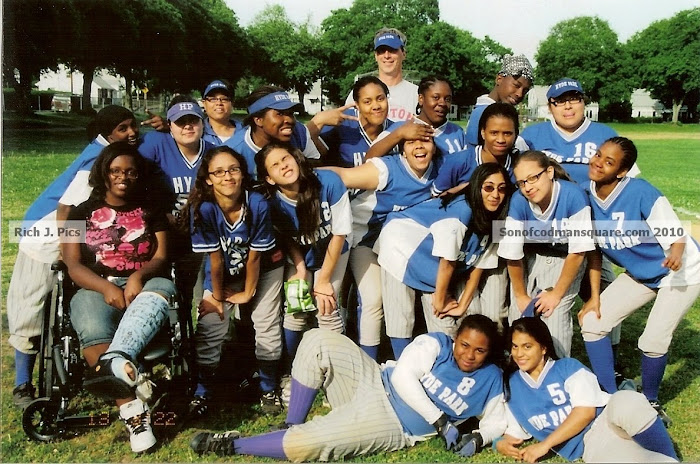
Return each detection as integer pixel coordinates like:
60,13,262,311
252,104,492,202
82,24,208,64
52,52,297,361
247,91,303,115
374,32,404,50
204,79,232,98
167,101,204,122
547,78,584,100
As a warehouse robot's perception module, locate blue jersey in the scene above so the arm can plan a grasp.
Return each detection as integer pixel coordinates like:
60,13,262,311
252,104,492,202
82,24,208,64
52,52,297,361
224,123,320,179
507,358,608,461
498,180,595,260
383,332,503,437
138,131,214,216
431,145,517,196
379,119,466,158
376,197,491,292
521,119,618,186
464,96,494,147
269,170,352,270
352,154,439,248
202,117,242,146
24,137,107,225
319,108,394,168
587,177,700,288
190,191,276,291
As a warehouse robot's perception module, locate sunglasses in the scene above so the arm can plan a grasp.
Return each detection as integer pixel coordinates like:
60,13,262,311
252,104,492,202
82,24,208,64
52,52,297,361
482,184,508,194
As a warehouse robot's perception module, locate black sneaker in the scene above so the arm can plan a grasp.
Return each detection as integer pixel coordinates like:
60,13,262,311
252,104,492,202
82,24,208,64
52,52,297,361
649,400,672,428
260,390,284,414
13,383,35,410
190,430,240,456
188,396,209,418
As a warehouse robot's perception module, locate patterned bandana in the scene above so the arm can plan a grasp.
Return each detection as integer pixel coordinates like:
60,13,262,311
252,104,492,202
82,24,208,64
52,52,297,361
498,54,534,82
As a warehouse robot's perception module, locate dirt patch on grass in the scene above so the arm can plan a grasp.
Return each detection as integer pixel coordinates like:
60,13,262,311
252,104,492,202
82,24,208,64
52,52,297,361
618,132,700,140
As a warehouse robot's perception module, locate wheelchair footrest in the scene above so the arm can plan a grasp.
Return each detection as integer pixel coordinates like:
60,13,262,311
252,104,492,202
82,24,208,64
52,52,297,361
83,375,134,401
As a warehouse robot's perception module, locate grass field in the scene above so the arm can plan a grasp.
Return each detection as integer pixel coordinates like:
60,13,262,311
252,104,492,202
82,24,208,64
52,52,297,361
1,114,699,462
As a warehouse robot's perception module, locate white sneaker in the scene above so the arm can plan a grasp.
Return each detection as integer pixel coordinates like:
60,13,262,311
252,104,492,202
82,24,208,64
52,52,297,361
279,375,291,408
119,398,156,453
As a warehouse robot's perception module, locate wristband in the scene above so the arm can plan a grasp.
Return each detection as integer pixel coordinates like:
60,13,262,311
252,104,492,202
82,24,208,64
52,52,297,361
492,436,504,450
212,295,226,303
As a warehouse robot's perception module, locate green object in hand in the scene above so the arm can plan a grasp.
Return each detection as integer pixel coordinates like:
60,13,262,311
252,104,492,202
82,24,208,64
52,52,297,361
284,279,317,314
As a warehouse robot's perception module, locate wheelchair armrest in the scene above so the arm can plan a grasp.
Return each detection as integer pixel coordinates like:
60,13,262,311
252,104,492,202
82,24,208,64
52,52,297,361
51,260,67,272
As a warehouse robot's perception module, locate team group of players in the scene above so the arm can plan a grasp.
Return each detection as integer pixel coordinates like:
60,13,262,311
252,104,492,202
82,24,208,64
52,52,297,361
8,27,698,461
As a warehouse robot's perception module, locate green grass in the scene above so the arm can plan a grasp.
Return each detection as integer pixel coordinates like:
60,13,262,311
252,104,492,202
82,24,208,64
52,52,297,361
1,116,699,462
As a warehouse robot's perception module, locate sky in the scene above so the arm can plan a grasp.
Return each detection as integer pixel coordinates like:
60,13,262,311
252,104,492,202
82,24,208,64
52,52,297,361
224,0,697,64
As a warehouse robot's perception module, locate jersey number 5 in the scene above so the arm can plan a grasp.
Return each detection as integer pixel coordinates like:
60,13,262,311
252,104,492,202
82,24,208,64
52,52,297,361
547,383,566,405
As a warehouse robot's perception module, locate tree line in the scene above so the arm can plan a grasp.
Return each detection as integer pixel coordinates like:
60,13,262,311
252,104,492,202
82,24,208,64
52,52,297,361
3,0,698,123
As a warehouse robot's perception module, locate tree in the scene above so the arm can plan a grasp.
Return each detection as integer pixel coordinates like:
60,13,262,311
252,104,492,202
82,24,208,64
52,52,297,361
535,16,633,117
247,5,323,110
627,8,700,123
2,0,78,114
320,0,439,104
407,22,511,106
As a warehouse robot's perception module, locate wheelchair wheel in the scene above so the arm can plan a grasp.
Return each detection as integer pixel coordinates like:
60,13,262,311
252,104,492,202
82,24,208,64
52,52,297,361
22,397,63,442
38,281,60,398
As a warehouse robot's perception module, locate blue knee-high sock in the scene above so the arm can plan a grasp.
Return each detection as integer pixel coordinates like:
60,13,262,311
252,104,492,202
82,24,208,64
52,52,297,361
360,344,379,361
641,353,668,401
285,378,318,425
284,329,303,360
15,350,37,387
584,337,617,393
632,417,678,460
258,359,279,394
233,430,287,459
107,292,170,359
389,337,411,360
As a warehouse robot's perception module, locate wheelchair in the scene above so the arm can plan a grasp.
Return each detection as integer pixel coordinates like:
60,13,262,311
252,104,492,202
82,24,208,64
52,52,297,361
22,262,195,442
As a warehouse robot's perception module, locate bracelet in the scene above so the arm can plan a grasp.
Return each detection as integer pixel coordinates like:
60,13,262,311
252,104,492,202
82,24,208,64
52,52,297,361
312,290,335,297
212,295,226,303
492,436,504,450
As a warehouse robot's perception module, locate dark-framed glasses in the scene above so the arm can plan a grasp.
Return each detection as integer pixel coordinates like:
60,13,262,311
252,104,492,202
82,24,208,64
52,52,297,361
209,167,242,177
514,169,547,189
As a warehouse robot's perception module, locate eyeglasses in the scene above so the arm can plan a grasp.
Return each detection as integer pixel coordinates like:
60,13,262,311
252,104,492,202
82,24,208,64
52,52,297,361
549,95,584,107
482,184,508,194
209,167,242,177
205,97,231,103
514,169,547,189
109,168,138,179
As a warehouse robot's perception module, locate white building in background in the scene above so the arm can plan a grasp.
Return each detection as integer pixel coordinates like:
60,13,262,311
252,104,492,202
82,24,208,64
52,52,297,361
288,80,331,114
630,88,665,118
36,64,125,107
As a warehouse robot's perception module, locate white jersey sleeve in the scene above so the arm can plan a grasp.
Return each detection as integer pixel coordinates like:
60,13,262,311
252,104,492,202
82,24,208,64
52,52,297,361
367,157,390,191
564,368,610,408
497,216,525,260
301,126,321,160
566,205,596,254
330,191,353,238
430,218,468,261
503,403,532,440
390,334,444,425
646,196,687,249
58,171,93,207
474,393,508,445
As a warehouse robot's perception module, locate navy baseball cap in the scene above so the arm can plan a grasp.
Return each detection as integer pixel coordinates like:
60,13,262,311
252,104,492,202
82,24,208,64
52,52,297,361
204,79,232,98
374,32,404,50
247,91,303,114
547,78,584,100
167,101,204,122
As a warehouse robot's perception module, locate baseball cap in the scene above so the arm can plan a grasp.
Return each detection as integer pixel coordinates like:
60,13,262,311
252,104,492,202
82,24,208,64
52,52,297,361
247,91,303,115
547,78,584,100
167,101,204,122
498,54,534,82
374,32,404,50
203,79,232,98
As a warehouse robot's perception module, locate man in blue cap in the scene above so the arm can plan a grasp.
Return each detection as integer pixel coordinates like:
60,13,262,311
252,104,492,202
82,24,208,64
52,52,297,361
346,27,418,121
